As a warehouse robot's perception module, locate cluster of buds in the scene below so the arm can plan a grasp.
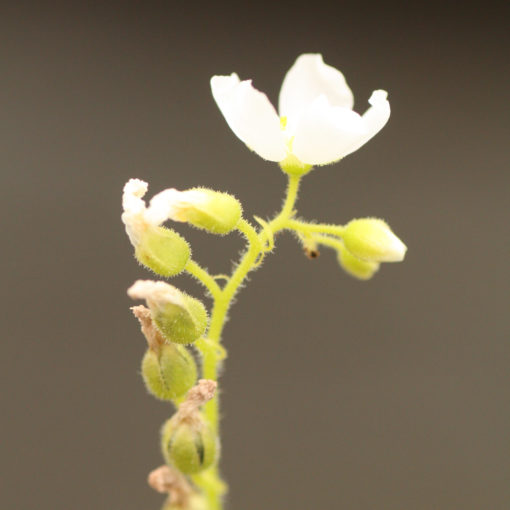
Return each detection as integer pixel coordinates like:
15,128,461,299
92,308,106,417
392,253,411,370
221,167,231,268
129,278,218,505
122,177,243,507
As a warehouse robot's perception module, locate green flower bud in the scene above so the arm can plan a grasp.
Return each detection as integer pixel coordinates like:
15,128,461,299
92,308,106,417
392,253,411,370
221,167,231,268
154,296,208,346
142,344,197,401
337,243,380,280
342,218,407,263
122,179,191,276
164,188,242,235
161,418,217,474
128,281,208,345
135,226,191,277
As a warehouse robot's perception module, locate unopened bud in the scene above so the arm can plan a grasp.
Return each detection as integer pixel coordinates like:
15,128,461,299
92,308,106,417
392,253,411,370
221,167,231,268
337,243,380,280
132,306,197,400
142,345,197,401
161,418,217,474
150,187,242,235
161,380,218,474
342,218,407,262
129,281,208,345
135,226,190,277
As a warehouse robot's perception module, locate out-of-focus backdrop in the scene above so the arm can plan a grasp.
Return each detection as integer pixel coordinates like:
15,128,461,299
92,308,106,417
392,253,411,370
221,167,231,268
2,2,509,509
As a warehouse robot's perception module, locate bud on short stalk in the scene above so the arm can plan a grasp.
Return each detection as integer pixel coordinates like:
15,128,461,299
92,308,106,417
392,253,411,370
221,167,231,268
129,281,208,345
342,218,407,263
161,380,218,474
136,226,191,277
150,187,242,235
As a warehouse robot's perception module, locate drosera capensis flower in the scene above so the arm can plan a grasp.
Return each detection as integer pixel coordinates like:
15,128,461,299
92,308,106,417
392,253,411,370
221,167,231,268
211,53,390,172
342,218,407,263
124,53,406,510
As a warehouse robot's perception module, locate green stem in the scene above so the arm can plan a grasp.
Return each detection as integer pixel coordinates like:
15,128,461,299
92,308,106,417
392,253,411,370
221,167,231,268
267,173,301,232
194,173,303,510
285,219,345,238
185,259,222,299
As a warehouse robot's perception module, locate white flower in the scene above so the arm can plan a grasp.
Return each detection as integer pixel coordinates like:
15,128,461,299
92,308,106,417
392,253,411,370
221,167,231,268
210,53,390,166
122,178,212,246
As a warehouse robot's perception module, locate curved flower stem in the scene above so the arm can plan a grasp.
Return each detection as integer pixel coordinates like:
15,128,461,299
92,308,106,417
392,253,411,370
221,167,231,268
313,234,344,251
266,173,301,233
194,173,303,510
202,218,262,432
185,259,222,300
285,219,345,238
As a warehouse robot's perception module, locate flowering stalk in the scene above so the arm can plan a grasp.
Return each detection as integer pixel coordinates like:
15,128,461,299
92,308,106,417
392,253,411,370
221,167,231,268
122,54,407,510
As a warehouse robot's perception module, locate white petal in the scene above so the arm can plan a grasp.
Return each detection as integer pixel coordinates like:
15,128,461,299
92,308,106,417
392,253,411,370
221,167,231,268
292,96,366,165
341,90,390,157
122,178,149,246
279,54,354,132
122,178,148,215
127,280,185,308
145,188,181,225
210,74,286,161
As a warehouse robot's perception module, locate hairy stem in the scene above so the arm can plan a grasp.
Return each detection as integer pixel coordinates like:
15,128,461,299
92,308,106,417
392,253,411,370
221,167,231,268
194,173,303,510
285,219,345,238
185,259,222,299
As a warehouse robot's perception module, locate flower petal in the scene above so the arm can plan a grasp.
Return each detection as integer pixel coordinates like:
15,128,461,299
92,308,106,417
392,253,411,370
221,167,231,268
292,95,366,165
278,54,354,132
341,90,390,157
210,73,286,162
122,178,149,246
145,189,181,225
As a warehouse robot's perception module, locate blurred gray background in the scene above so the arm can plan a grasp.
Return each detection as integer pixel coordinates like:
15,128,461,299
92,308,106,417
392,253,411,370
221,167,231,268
1,2,509,509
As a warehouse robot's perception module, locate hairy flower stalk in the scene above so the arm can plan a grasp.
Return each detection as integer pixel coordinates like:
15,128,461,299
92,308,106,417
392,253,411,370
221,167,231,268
122,53,406,510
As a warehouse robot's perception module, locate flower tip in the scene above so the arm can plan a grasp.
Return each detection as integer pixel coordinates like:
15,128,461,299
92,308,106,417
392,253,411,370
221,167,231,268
369,90,389,105
390,235,407,262
378,223,407,262
127,280,155,300
123,178,148,197
294,52,325,66
127,280,182,304
210,73,240,90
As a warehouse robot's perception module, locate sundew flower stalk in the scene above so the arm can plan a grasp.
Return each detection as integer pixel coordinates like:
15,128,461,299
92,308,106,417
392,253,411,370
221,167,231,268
122,53,407,510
